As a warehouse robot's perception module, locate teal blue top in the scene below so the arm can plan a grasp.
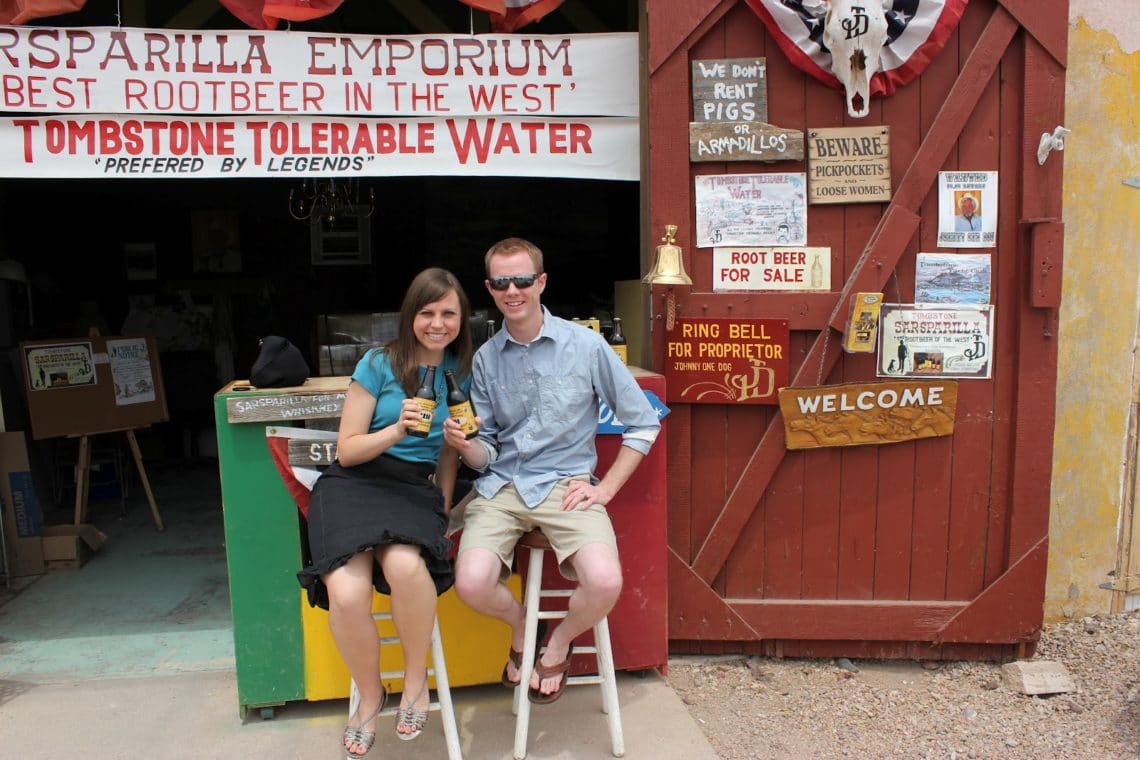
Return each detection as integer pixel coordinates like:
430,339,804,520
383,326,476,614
351,349,472,464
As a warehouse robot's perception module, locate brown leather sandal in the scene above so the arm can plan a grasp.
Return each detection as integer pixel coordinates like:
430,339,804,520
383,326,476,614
528,642,574,705
501,619,548,688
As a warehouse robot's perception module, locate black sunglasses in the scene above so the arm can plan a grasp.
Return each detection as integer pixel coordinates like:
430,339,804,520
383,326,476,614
488,274,540,291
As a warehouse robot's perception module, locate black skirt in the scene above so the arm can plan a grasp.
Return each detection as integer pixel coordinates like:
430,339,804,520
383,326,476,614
297,454,454,610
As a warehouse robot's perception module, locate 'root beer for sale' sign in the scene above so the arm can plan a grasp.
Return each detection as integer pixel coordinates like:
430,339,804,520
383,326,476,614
665,318,789,405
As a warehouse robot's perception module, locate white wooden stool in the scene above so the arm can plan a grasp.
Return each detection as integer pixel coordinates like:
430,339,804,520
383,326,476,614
348,613,462,760
512,529,624,759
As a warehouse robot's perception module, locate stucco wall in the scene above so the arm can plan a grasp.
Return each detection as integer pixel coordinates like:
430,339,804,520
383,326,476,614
1046,6,1140,620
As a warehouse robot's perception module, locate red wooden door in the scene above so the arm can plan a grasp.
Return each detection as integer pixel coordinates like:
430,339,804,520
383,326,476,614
647,0,1068,658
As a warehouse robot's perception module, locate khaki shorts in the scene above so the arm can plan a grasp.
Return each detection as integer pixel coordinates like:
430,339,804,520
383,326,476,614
457,477,617,581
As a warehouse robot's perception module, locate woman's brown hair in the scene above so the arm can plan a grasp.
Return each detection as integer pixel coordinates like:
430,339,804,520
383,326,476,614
383,267,473,397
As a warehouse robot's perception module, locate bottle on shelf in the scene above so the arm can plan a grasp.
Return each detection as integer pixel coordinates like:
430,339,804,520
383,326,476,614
608,316,628,365
444,369,479,439
408,365,437,438
486,320,497,342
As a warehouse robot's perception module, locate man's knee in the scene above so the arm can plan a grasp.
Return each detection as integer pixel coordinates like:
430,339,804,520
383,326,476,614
577,553,623,604
454,549,502,604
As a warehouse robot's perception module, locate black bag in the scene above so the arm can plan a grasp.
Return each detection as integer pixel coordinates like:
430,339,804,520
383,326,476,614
250,336,310,388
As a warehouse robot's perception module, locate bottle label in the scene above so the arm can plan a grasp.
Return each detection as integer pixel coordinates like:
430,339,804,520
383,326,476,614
448,401,480,439
611,344,628,364
409,398,436,438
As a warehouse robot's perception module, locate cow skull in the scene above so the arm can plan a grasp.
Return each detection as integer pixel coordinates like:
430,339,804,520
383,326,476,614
818,1,892,118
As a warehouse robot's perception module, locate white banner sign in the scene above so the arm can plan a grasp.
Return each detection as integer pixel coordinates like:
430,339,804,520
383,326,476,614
0,113,638,179
0,27,637,117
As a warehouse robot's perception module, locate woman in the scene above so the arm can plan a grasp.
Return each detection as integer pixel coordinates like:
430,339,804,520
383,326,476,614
298,268,473,759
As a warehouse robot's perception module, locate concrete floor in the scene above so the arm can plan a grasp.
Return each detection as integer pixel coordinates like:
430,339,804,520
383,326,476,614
0,458,718,759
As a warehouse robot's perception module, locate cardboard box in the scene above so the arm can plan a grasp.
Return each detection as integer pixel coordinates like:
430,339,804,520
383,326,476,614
41,524,106,570
1,430,44,576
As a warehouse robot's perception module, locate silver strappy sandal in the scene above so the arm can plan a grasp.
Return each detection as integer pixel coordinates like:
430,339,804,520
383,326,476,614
395,677,430,742
344,688,386,760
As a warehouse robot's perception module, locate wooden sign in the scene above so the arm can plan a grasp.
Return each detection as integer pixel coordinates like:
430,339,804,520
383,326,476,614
691,58,767,123
778,380,958,450
288,437,338,465
226,391,345,423
807,126,891,204
713,247,830,291
689,121,804,163
665,318,789,405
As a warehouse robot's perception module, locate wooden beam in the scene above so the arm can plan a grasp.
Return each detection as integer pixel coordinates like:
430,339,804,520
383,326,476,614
165,0,221,30
118,0,147,26
996,0,1069,66
935,538,1047,643
648,0,733,74
389,0,449,33
731,599,965,641
668,549,758,639
690,6,1020,585
555,0,608,33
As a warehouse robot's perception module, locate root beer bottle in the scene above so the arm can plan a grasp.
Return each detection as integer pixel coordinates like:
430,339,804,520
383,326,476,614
444,369,479,439
408,365,437,438
609,317,628,365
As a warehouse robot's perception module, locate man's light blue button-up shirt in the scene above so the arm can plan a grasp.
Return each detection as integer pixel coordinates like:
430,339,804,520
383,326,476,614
469,308,661,508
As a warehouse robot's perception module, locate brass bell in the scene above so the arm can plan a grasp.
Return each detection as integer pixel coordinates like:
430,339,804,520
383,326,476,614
642,224,692,286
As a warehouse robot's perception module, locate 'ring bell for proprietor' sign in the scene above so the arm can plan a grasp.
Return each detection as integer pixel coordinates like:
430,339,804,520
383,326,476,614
778,380,958,450
665,318,789,405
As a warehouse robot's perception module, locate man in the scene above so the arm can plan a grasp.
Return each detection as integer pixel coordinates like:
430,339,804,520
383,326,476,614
443,237,660,704
953,193,983,232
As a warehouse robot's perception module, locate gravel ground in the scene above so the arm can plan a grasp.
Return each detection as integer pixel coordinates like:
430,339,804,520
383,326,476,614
666,610,1140,759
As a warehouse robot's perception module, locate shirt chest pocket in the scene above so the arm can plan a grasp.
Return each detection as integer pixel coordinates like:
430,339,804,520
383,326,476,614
497,372,592,426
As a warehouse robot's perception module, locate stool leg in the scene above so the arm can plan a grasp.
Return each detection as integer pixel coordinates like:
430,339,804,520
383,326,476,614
430,617,463,760
513,546,545,759
594,617,625,757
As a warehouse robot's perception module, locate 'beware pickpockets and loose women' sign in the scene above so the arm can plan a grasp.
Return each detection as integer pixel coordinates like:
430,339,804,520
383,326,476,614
665,318,789,405
778,380,958,450
806,126,891,204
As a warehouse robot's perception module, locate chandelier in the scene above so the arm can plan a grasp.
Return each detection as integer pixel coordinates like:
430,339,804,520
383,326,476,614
289,178,375,224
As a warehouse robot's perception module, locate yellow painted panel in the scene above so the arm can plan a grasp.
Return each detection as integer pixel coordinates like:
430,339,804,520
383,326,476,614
302,577,520,701
1046,19,1140,621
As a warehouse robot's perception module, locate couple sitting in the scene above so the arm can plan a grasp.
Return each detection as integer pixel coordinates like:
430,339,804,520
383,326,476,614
297,238,661,759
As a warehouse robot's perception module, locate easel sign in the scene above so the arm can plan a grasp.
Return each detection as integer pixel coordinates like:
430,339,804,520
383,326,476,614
21,335,168,439
20,334,168,531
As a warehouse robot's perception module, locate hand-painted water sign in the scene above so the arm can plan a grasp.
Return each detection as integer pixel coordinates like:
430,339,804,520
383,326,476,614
778,380,958,450
807,126,891,204
665,318,789,405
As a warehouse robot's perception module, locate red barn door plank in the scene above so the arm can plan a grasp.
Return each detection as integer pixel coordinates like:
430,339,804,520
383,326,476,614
726,405,773,598
731,599,963,640
1021,37,1066,222
886,6,1020,213
761,444,805,598
648,0,734,74
935,538,1048,643
943,5,1002,601
983,34,1025,585
691,406,730,590
669,549,757,639
996,0,1068,67
1006,36,1066,561
802,446,842,598
667,405,694,561
869,62,925,599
